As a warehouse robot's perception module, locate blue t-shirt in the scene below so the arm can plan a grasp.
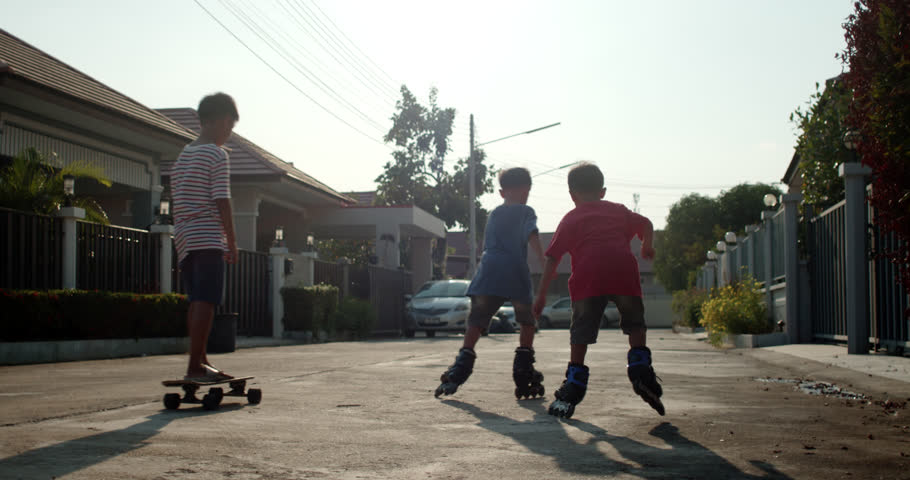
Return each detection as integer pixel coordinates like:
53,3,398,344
466,204,538,304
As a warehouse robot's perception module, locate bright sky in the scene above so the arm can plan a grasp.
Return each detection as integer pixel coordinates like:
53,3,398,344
2,0,853,231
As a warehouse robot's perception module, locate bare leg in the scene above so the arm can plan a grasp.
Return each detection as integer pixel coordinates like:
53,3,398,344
628,329,647,349
570,343,588,365
186,300,215,377
462,325,484,350
519,324,535,348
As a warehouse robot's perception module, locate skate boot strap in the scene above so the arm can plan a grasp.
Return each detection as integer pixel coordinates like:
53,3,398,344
515,347,534,354
566,364,589,387
627,347,652,368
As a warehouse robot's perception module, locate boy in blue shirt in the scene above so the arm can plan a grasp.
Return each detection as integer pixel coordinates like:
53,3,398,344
435,167,546,399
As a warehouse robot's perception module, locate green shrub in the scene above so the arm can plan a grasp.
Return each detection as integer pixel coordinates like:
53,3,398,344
281,284,339,334
333,297,376,339
699,275,770,347
671,287,710,329
0,289,188,341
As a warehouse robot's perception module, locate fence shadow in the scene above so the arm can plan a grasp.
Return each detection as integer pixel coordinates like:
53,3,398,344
442,399,791,479
0,405,244,478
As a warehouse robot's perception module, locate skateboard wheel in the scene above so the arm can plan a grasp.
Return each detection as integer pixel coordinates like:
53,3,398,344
202,393,221,410
163,393,181,410
247,388,262,405
209,387,224,401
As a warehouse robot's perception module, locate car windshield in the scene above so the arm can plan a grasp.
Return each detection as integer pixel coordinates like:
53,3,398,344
414,281,469,298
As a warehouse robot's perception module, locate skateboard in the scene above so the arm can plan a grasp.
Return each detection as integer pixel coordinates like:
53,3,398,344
161,376,261,410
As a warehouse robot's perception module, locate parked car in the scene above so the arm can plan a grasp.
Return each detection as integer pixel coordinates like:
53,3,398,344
404,280,471,337
492,301,519,333
538,297,620,329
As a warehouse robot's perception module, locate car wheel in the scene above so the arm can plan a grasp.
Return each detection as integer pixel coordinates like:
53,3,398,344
425,331,436,338
539,316,551,329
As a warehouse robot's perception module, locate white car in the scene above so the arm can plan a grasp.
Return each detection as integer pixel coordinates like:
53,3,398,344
539,297,620,329
404,280,471,337
493,301,520,333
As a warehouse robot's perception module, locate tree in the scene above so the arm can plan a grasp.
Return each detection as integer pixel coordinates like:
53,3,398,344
0,147,111,223
841,0,910,301
376,86,496,231
654,183,782,292
789,78,853,210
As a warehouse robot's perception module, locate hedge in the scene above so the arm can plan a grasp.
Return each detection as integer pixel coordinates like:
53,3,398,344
281,284,339,334
0,289,188,341
333,297,376,339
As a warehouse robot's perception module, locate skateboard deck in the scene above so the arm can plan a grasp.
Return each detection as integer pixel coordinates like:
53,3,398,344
162,376,261,410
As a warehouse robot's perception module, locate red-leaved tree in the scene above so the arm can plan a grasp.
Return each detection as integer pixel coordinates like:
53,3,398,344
841,0,910,306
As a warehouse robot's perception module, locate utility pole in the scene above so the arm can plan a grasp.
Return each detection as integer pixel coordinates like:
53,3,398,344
468,114,477,278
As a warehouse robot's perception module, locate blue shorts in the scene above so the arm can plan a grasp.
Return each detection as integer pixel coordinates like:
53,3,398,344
179,249,225,305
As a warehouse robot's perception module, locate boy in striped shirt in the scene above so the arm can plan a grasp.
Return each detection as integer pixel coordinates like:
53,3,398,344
172,93,240,382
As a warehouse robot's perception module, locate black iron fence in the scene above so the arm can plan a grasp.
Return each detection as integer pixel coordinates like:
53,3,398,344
867,190,910,351
0,207,63,290
807,200,848,342
314,260,344,294
77,221,160,293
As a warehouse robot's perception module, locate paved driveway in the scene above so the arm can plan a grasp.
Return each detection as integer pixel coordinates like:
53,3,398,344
1,330,908,479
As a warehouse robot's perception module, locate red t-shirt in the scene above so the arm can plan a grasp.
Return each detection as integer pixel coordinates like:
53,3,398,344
545,200,648,300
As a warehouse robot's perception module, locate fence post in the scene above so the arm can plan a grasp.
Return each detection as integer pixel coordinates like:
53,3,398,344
341,261,350,297
149,225,174,293
761,210,775,325
56,207,85,289
781,193,802,343
745,225,758,277
270,246,289,339
839,163,872,354
705,260,717,290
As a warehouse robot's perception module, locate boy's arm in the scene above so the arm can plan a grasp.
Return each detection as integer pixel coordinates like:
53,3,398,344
533,256,560,318
528,231,546,269
216,198,239,264
633,213,655,260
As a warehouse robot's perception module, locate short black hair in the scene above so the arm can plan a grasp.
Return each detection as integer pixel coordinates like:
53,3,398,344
499,167,532,189
567,162,604,193
198,93,239,125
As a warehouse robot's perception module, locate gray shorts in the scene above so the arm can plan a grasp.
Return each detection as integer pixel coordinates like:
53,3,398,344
570,295,646,345
468,295,535,329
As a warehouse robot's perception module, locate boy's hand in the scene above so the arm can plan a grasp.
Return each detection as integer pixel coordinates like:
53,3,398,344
532,295,547,319
641,244,655,260
225,242,239,264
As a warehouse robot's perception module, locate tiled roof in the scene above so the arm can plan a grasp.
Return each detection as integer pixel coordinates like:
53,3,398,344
0,29,195,142
158,108,352,204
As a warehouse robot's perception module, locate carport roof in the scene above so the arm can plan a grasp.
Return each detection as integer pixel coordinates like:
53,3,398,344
310,205,446,239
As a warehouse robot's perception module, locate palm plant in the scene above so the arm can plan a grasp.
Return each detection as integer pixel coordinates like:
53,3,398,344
0,147,112,224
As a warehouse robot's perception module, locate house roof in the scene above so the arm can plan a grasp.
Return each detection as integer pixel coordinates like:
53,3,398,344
0,29,195,142
158,108,353,204
782,150,800,184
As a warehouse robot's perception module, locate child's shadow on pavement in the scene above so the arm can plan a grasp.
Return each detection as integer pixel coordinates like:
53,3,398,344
442,399,791,480
0,405,244,479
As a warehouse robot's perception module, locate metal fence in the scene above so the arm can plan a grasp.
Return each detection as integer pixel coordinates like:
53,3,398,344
807,200,847,341
867,193,910,351
0,207,63,290
173,248,271,337
368,266,412,335
77,221,160,293
314,260,344,293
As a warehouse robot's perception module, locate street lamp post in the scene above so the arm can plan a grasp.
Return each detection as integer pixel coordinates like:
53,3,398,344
467,119,561,278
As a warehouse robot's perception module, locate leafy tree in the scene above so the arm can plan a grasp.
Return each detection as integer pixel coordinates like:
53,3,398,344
316,238,374,266
789,78,853,210
841,0,910,301
655,183,782,291
0,147,111,223
376,85,496,231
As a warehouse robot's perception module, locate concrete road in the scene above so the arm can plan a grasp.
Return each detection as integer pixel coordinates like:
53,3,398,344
1,330,908,479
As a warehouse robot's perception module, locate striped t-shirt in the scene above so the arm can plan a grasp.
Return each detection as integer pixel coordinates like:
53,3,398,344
172,144,231,263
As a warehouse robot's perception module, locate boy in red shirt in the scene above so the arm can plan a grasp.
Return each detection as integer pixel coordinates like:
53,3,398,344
532,162,664,418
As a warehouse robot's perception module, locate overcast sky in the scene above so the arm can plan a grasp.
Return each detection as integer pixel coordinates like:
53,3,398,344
2,0,853,230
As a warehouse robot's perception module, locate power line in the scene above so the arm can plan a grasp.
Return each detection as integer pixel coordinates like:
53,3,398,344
194,0,389,147
219,0,389,133
309,0,400,88
286,0,399,104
